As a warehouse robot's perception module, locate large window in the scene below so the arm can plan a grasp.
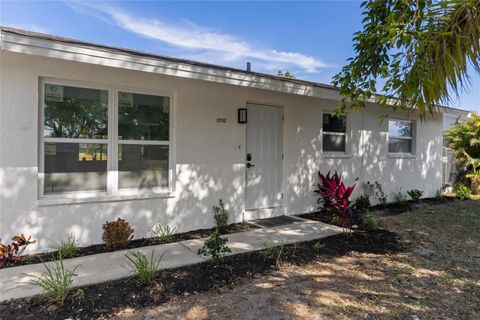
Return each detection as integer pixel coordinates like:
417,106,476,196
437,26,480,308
322,113,346,152
43,84,108,194
41,81,172,197
388,119,413,153
118,92,170,190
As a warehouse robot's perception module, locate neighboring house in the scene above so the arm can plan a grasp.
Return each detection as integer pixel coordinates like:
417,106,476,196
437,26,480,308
0,27,469,252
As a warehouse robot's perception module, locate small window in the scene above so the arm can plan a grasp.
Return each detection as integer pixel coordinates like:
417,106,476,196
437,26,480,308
322,113,346,152
388,119,413,153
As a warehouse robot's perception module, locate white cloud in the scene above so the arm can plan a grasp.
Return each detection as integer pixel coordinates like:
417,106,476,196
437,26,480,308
67,2,328,73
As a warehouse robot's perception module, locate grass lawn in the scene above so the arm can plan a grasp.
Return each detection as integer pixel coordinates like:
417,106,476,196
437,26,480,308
114,199,480,320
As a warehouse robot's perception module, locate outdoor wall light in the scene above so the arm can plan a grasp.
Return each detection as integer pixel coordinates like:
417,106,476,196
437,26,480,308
238,108,247,123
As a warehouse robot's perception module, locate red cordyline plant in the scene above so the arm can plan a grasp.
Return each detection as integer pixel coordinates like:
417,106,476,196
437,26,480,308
314,171,356,230
0,234,36,268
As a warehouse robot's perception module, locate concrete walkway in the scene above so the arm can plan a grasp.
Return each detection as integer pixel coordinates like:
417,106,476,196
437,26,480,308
0,217,342,302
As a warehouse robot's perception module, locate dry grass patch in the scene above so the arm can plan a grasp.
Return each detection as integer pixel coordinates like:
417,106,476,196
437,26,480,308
114,200,479,319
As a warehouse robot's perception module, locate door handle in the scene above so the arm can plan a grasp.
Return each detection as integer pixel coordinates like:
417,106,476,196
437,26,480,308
247,163,255,169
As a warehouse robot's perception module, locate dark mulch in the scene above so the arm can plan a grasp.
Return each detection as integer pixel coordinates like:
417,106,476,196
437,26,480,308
299,197,456,222
369,197,455,216
2,222,258,269
0,229,402,320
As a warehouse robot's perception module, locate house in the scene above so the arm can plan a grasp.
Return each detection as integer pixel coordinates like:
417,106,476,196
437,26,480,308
0,27,469,252
442,112,472,188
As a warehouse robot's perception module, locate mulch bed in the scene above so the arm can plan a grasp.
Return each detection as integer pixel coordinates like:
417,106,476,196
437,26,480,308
0,229,402,320
299,197,456,222
369,197,455,215
2,222,258,269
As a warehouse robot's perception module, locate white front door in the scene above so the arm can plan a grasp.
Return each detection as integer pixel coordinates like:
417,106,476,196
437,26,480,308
245,103,283,211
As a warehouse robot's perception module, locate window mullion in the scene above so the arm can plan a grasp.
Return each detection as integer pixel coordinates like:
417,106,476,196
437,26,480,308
44,137,108,144
108,88,118,194
390,136,412,140
118,140,169,145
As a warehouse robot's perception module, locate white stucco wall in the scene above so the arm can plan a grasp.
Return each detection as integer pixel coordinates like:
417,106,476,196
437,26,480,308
0,51,444,252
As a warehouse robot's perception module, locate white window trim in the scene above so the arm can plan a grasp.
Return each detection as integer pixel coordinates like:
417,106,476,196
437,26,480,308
321,111,350,156
38,78,176,205
387,119,416,157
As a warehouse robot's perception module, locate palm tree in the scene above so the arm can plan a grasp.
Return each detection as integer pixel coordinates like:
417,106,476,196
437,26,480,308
333,0,480,116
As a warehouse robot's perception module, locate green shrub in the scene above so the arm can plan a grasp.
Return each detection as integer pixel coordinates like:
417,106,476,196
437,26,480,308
330,214,343,227
392,188,407,205
51,233,78,259
261,239,292,266
30,255,79,305
212,199,229,232
125,250,164,286
102,218,134,247
152,225,176,243
354,195,371,212
407,189,423,202
362,212,379,231
197,229,231,264
313,241,325,251
435,188,446,201
454,183,471,200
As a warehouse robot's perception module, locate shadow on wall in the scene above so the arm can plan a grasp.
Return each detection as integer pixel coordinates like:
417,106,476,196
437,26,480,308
0,128,443,253
0,163,247,252
285,113,443,214
0,38,443,252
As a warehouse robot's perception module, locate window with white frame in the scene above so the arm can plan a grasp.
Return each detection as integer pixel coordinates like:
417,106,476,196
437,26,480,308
41,81,172,196
322,113,346,152
388,119,413,153
117,92,170,190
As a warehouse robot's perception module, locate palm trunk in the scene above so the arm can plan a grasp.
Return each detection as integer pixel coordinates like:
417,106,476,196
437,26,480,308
471,177,480,195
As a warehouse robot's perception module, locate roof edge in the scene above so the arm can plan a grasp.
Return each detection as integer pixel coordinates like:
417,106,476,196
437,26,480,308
0,26,338,92
0,25,473,115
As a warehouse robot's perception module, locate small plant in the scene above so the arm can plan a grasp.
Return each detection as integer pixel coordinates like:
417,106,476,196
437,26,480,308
51,233,78,259
0,234,36,268
102,218,134,247
392,188,407,205
362,212,379,231
435,188,445,201
152,224,176,243
125,250,164,286
407,189,423,202
30,255,79,305
314,170,356,228
462,150,480,195
261,239,292,266
197,229,231,264
454,183,471,200
354,195,371,212
374,181,387,206
313,241,325,251
330,214,343,227
212,199,229,232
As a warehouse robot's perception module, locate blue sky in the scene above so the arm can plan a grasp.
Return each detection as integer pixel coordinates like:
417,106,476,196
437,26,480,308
1,0,478,112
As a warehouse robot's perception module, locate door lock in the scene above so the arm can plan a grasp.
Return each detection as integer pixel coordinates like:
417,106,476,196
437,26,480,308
246,153,252,161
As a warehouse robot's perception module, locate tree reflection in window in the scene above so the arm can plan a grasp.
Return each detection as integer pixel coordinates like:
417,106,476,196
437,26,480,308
44,85,108,139
118,92,169,141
